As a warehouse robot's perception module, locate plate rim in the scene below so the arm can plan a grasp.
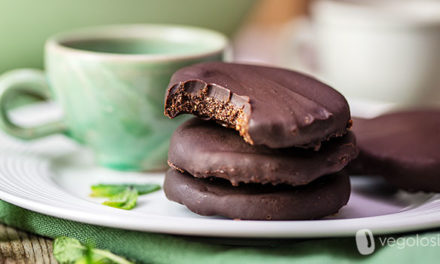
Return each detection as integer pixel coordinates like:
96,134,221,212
2,183,440,238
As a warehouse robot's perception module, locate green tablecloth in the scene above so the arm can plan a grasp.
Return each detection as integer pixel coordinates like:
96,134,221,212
0,200,438,263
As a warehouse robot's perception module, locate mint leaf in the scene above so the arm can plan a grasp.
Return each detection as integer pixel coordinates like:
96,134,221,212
91,183,160,210
91,183,160,197
84,243,95,264
53,237,133,264
53,237,84,263
102,188,138,210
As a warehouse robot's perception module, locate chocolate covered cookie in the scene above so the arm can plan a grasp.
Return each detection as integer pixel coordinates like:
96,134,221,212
164,62,351,149
351,110,440,192
168,118,358,186
164,169,350,220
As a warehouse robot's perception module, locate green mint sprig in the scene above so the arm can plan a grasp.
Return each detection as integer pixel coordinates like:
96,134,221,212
53,236,134,264
90,183,161,210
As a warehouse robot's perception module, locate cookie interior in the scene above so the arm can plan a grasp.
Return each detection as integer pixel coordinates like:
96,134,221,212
165,80,253,144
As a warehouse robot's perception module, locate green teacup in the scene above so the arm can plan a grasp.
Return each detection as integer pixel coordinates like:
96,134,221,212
0,24,227,171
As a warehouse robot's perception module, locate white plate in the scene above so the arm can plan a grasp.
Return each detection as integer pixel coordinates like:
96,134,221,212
0,103,440,238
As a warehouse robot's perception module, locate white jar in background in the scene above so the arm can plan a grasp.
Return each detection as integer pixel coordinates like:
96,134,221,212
289,0,440,108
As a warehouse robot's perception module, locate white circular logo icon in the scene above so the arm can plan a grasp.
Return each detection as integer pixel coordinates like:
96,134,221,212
356,229,375,255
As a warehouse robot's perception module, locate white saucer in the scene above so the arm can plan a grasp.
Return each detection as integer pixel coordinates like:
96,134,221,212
0,104,439,238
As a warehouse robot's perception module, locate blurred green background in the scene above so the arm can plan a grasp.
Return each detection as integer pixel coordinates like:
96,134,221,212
0,0,256,74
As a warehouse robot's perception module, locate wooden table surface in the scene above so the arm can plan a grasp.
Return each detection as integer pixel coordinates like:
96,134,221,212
0,224,56,264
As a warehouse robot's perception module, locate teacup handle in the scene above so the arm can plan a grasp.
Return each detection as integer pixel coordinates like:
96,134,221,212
0,69,67,139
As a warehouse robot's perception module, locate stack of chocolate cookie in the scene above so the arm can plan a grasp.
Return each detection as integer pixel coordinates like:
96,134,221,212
163,62,357,220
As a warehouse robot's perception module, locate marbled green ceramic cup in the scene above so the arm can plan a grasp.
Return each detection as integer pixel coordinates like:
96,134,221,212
0,24,227,171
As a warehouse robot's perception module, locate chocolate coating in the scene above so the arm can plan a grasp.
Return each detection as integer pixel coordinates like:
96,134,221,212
350,110,440,192
164,62,351,149
168,118,358,186
164,169,351,220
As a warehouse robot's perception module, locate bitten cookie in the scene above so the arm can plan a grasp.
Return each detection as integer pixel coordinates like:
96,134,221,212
164,62,351,149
